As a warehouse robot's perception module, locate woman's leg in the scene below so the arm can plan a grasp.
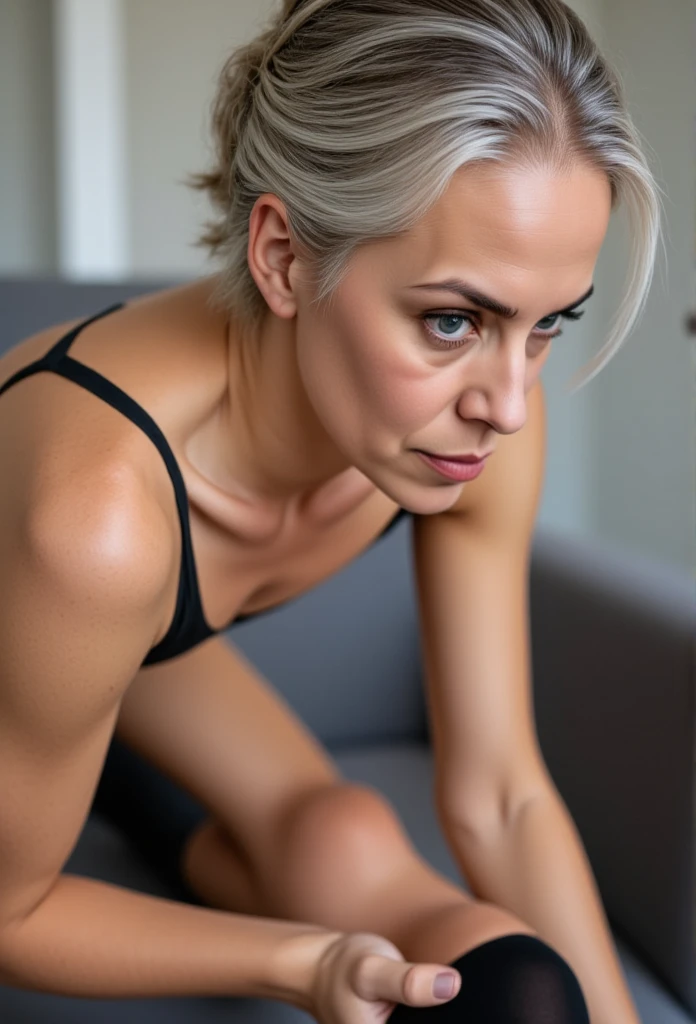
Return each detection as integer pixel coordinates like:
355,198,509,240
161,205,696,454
91,738,589,1020
220,782,590,1022
389,935,590,1022
91,736,521,949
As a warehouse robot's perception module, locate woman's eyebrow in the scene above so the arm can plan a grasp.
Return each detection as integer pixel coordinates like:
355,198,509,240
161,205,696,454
410,280,595,318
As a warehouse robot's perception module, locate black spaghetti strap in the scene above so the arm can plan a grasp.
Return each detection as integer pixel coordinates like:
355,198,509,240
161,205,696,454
44,304,126,364
0,304,217,666
0,304,125,399
49,355,213,636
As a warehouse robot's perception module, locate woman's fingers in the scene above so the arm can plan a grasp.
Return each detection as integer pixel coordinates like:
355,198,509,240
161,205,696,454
352,953,461,1007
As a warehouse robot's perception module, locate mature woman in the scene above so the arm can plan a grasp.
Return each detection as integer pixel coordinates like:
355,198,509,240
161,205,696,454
0,1,659,1021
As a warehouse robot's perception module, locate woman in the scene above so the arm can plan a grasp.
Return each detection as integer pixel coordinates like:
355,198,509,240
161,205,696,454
0,0,659,1021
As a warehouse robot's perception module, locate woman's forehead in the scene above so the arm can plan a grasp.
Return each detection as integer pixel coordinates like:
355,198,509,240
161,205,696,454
422,163,609,246
360,162,611,286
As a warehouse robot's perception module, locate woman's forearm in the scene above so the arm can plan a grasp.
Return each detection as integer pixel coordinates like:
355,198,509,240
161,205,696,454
443,791,641,1024
0,873,339,1008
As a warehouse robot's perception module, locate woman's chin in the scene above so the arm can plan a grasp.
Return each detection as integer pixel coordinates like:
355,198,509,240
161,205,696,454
378,471,466,517
411,489,466,516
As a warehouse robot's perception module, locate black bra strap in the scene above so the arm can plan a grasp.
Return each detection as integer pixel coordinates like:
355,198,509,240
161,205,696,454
0,304,124,397
0,304,214,641
44,304,126,365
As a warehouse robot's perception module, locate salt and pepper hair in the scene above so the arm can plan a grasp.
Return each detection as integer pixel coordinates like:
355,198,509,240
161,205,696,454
190,0,662,392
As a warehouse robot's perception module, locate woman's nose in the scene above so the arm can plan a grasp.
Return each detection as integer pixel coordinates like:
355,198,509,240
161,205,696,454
456,344,529,436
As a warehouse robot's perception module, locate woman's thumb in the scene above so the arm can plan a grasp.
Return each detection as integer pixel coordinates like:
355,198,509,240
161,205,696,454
353,955,461,1007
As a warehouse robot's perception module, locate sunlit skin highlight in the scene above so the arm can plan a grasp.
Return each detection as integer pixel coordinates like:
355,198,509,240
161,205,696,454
217,159,612,518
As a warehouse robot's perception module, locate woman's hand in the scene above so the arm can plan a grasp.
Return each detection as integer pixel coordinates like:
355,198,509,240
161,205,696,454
309,931,462,1024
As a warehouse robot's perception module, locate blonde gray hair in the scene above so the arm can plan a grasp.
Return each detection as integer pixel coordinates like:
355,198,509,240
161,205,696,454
190,0,662,392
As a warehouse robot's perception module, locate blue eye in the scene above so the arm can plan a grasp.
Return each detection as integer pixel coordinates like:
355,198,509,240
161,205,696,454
421,309,585,350
422,314,476,347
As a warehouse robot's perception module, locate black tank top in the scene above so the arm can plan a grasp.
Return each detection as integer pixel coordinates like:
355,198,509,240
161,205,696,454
0,304,410,666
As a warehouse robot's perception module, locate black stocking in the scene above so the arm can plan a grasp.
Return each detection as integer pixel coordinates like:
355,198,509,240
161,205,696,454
388,934,590,1022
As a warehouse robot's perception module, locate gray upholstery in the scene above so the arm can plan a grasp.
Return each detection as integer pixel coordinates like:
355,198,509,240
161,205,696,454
1,279,694,1022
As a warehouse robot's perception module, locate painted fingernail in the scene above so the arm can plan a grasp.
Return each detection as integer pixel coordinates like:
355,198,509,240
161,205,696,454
433,973,456,998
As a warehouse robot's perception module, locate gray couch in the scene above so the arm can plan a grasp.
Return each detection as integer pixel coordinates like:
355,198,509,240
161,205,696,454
1,279,694,1023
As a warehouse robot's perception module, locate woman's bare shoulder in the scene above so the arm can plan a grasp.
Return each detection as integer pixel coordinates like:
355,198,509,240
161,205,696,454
0,277,224,382
0,279,225,578
0,384,177,618
0,281,233,652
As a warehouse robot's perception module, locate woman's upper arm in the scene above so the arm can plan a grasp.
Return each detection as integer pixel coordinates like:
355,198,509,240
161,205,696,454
411,380,551,832
0,480,172,934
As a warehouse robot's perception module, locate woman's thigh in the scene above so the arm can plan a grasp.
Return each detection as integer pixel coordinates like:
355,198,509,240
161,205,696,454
95,635,342,878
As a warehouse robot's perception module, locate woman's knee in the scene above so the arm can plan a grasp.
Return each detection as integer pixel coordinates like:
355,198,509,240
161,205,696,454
389,933,590,1022
263,783,548,969
261,782,430,919
279,783,421,881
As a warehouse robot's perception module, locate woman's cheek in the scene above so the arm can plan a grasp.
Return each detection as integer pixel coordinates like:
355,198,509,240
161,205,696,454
297,336,372,444
364,355,448,431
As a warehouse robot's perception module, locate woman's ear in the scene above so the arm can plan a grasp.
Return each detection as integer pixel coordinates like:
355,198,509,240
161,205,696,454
246,193,302,320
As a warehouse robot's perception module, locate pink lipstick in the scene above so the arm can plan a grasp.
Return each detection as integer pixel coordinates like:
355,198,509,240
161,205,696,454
417,451,489,482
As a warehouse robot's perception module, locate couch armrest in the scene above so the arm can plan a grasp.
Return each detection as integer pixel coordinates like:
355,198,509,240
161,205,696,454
528,527,696,1014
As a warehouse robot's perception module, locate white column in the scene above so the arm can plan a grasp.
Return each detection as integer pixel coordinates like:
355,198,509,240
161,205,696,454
54,0,129,278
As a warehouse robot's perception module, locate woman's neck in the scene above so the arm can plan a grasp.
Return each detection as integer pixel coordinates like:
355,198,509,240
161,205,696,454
181,286,376,539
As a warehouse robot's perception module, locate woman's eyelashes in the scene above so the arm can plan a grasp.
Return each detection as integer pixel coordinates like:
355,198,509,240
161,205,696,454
421,308,586,349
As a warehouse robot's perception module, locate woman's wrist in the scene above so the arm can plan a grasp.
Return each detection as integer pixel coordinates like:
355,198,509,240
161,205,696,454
269,926,344,1013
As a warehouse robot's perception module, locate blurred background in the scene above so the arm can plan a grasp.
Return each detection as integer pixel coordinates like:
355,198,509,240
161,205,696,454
1,0,695,575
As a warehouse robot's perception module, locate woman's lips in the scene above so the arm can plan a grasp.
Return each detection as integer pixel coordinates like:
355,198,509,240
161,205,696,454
417,451,488,482
424,453,484,463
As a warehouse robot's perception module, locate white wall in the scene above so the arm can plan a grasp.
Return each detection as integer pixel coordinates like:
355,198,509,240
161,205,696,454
124,0,276,277
0,0,57,274
54,0,130,278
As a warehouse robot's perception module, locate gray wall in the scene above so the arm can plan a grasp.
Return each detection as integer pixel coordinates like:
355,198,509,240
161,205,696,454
589,0,696,570
537,0,602,537
0,0,57,274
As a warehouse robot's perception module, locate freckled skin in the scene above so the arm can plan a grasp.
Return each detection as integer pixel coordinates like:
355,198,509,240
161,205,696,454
231,159,612,517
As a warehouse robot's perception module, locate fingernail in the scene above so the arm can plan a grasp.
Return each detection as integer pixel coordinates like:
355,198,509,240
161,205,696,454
433,973,456,999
